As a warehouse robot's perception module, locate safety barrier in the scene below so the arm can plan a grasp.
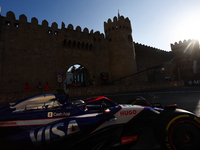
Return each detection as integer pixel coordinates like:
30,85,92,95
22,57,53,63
0,81,184,105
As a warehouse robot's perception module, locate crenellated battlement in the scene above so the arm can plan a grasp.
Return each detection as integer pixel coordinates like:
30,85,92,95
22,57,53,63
0,11,107,53
134,42,168,52
2,11,104,38
170,39,200,61
104,15,132,34
170,39,199,51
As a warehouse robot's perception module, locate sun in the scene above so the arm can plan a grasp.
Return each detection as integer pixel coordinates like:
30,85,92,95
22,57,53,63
181,22,200,41
171,14,200,42
173,15,200,42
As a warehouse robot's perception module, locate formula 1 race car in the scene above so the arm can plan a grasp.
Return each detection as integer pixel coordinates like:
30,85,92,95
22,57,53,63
0,93,199,150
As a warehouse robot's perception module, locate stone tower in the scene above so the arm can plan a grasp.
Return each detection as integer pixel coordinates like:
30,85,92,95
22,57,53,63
171,39,200,61
170,39,200,80
104,16,137,82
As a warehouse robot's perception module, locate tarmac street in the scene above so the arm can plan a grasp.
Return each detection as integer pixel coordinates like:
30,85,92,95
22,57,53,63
106,86,200,115
104,86,200,150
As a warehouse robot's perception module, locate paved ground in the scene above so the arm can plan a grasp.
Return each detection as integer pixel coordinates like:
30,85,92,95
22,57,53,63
106,86,200,115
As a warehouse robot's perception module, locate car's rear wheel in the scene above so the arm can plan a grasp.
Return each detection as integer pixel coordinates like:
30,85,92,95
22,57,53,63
168,121,200,150
154,110,200,150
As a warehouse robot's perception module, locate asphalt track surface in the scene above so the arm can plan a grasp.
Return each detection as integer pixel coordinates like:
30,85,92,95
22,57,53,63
104,86,200,150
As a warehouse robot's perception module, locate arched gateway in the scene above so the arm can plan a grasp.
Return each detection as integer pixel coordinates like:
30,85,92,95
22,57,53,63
0,11,137,91
64,64,89,88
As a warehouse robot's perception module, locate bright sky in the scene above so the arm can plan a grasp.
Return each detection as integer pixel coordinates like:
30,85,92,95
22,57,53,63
1,0,200,51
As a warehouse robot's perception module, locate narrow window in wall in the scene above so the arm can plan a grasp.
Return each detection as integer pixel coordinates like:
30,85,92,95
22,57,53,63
85,43,89,50
77,42,80,49
89,44,93,51
68,40,71,48
72,41,76,49
6,21,10,26
63,39,67,47
81,42,84,49
15,23,19,27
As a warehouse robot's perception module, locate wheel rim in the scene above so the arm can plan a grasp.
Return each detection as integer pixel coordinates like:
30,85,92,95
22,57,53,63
180,131,191,143
170,120,200,150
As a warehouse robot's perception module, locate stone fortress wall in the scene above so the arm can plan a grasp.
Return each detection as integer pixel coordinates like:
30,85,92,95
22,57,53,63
0,11,139,92
0,10,192,95
134,43,173,81
169,39,200,80
0,11,106,91
171,39,200,60
1,11,196,103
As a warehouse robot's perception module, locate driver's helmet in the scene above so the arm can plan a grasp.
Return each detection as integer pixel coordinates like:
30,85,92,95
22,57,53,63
72,100,87,111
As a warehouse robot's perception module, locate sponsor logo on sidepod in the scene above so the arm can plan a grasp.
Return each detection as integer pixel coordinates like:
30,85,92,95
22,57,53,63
47,112,70,118
120,110,137,116
0,122,16,126
121,135,138,145
30,120,79,146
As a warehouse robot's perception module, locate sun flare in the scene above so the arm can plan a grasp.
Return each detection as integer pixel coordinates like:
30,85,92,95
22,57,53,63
194,100,200,116
173,15,200,42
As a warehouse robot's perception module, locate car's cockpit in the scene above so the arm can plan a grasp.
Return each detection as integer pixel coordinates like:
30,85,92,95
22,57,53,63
10,94,64,112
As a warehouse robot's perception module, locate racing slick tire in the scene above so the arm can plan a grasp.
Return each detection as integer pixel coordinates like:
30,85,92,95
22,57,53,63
154,108,200,150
